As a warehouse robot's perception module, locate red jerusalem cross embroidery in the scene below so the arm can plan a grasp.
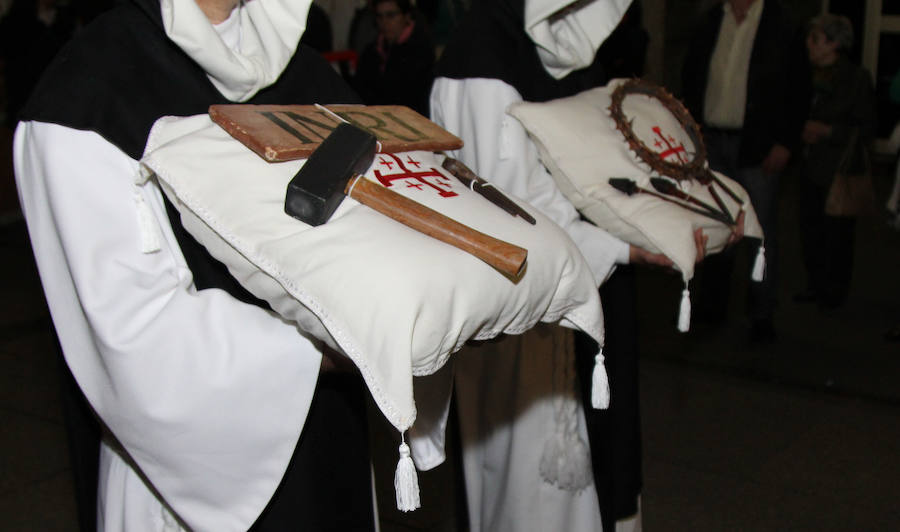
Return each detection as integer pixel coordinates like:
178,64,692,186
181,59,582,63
374,154,458,197
651,126,689,164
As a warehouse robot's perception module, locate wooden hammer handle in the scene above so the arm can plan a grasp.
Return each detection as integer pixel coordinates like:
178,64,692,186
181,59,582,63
346,177,528,279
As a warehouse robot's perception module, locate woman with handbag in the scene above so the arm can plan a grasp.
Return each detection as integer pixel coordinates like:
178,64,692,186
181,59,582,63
795,13,875,310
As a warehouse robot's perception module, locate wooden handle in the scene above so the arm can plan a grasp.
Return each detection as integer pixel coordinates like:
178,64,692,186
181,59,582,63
346,177,528,279
704,169,743,205
441,157,479,184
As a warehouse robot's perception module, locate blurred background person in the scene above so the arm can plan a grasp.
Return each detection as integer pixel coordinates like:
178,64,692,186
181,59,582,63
682,0,810,345
794,14,875,311
353,0,435,116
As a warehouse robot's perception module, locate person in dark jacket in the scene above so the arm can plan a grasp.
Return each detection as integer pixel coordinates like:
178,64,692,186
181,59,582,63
682,0,810,344
795,14,875,310
354,0,434,116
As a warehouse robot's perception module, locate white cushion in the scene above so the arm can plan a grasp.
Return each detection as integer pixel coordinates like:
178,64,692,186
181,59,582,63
507,79,763,284
140,114,605,434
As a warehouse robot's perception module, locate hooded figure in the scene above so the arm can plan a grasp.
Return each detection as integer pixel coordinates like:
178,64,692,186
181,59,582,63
428,0,647,531
14,0,381,529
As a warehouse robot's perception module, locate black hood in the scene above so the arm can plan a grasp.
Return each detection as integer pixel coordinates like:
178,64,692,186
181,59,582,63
435,0,608,103
19,0,359,305
20,0,357,160
20,0,223,158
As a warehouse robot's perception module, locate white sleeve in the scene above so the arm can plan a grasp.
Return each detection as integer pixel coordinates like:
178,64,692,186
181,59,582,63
430,77,629,285
14,121,323,531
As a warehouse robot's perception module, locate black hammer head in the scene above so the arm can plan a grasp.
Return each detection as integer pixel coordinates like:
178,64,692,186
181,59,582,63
285,122,378,226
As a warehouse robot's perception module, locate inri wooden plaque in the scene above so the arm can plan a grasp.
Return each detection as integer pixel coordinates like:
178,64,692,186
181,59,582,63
209,104,464,162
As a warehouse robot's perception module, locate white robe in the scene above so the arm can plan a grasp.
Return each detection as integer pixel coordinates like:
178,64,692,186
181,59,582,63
15,122,327,531
11,3,397,528
429,76,629,532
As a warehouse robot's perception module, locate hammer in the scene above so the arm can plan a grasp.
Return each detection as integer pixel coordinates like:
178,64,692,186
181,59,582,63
285,123,528,279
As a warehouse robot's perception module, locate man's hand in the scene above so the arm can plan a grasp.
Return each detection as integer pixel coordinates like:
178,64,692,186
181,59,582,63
320,346,358,374
629,227,709,270
802,120,832,145
693,227,708,263
761,144,791,175
629,245,673,269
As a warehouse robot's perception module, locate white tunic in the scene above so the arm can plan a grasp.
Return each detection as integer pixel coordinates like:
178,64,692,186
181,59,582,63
15,122,324,531
11,3,383,527
453,324,604,532
429,76,628,532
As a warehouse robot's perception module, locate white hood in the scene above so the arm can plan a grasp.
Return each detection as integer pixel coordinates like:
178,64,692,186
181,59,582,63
525,0,632,79
160,0,311,101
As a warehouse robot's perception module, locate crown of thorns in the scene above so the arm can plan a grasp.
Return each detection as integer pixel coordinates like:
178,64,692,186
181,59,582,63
608,79,707,182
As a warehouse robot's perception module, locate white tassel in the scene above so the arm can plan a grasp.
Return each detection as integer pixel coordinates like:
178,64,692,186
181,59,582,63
541,430,593,491
556,429,592,491
591,350,610,409
133,188,161,253
752,244,766,282
538,418,592,491
677,287,691,333
394,438,420,512
539,430,566,486
541,332,595,491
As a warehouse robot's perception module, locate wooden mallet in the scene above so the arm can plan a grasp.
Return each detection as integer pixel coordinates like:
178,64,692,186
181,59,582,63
285,123,528,279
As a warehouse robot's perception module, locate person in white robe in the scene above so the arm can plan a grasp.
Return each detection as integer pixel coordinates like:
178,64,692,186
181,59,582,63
424,1,686,531
14,0,389,529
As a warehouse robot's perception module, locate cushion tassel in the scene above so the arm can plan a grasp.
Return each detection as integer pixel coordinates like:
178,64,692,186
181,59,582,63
752,244,766,282
133,188,161,254
677,287,691,332
394,437,420,512
556,394,592,490
539,429,566,486
591,350,610,409
539,425,593,491
556,431,592,490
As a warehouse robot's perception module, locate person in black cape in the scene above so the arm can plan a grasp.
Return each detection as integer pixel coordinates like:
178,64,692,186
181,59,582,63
353,0,435,116
430,0,665,529
14,0,375,529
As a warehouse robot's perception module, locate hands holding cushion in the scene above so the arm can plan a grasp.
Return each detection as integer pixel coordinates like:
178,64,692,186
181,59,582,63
629,227,708,269
630,212,744,270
